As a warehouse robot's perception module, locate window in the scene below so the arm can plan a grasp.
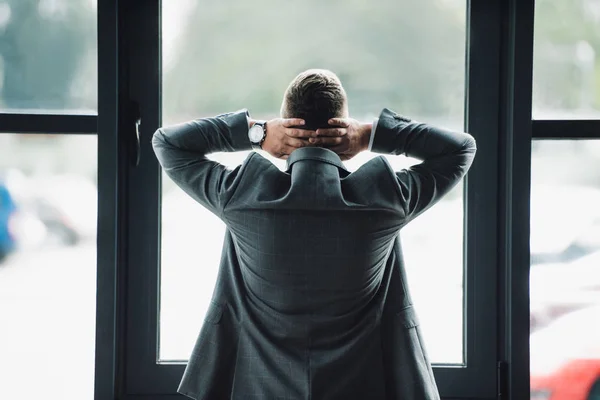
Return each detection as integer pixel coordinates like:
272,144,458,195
0,2,98,399
531,4,600,397
0,1,560,399
0,134,97,400
160,0,467,365
0,0,97,113
529,140,600,398
123,0,499,397
532,0,600,119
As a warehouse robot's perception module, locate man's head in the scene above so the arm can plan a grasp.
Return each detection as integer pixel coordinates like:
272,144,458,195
280,69,348,130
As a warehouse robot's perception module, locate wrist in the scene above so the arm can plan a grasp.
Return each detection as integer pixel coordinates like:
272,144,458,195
360,122,373,151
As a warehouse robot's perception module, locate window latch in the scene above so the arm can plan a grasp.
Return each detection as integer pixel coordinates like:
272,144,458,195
130,100,141,167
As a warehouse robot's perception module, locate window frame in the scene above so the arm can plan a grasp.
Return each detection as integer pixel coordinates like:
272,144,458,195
496,0,535,397
0,114,96,134
94,0,542,398
93,0,600,399
532,120,600,139
497,1,600,399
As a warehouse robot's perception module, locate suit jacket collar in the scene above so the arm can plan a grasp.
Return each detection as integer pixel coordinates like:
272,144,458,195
285,147,348,172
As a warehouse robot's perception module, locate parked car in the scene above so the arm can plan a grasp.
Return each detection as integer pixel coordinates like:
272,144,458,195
27,174,97,246
530,305,600,400
0,182,17,262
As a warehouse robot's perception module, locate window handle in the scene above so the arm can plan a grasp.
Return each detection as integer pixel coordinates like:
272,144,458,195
130,100,141,167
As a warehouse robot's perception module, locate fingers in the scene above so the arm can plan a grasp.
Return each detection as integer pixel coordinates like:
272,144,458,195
276,139,309,160
284,137,309,149
309,137,344,146
282,119,306,128
287,126,345,138
328,118,350,128
285,128,317,138
316,127,346,137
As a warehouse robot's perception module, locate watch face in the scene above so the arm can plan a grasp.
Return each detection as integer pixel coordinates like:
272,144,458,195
249,125,264,142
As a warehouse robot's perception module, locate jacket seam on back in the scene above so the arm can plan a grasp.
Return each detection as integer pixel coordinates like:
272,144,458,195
378,156,408,217
221,151,258,215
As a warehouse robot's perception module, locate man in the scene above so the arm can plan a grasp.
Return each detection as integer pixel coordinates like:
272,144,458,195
152,69,476,399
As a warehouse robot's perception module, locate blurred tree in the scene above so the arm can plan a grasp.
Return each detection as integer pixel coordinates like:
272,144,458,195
0,0,96,111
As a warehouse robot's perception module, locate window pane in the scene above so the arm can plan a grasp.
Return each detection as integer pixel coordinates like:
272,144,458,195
530,140,600,398
533,0,600,119
0,134,97,400
160,0,466,364
0,1,97,113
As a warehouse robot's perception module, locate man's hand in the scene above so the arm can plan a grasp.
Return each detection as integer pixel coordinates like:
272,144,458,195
314,118,372,161
260,118,346,160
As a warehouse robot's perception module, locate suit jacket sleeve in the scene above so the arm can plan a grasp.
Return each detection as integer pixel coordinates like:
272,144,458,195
371,108,477,221
151,110,253,218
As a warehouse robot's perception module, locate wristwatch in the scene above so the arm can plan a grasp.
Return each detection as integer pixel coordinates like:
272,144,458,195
248,121,267,150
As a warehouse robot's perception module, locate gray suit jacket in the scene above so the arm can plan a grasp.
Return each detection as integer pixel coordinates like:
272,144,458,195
152,108,476,400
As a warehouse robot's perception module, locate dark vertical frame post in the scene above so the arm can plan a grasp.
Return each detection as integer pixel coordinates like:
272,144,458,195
122,0,185,396
433,0,501,397
95,0,121,399
498,0,535,398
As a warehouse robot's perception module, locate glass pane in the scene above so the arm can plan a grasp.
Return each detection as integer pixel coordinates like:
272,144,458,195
0,134,97,400
530,140,600,398
160,0,467,364
0,1,97,113
533,0,600,119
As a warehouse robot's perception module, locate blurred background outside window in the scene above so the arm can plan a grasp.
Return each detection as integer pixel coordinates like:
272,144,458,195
530,0,600,398
0,135,98,400
529,140,600,399
532,0,600,119
0,1,98,400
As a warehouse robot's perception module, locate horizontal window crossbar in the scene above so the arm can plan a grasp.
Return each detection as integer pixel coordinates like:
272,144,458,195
532,119,600,139
0,113,97,134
